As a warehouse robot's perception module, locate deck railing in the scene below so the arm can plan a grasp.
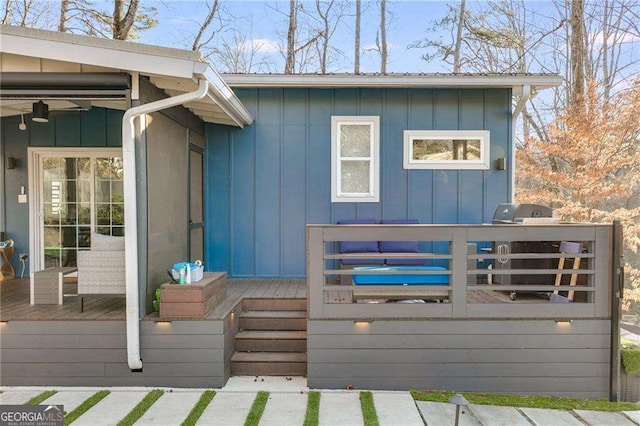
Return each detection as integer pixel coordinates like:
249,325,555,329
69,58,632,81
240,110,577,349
306,223,619,320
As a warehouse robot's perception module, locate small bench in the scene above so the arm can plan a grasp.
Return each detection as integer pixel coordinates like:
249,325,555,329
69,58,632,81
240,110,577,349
351,266,450,301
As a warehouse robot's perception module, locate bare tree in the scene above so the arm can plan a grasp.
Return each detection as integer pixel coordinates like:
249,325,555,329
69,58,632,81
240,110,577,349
209,29,273,73
568,0,585,106
313,0,347,74
354,0,361,74
1,0,11,24
192,0,220,51
112,0,138,40
1,0,56,28
379,0,387,74
285,0,297,74
58,0,71,32
453,0,466,73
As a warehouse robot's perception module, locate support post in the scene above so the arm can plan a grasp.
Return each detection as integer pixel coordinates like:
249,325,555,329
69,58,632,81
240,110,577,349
610,219,624,401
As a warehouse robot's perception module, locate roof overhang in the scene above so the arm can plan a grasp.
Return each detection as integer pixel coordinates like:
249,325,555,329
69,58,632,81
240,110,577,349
0,25,253,127
222,73,563,92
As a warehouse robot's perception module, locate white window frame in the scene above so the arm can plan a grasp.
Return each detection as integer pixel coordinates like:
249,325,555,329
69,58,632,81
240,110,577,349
331,116,380,203
403,130,491,170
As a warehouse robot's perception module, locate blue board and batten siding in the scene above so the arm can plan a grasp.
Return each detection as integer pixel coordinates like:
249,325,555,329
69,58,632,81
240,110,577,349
206,88,512,278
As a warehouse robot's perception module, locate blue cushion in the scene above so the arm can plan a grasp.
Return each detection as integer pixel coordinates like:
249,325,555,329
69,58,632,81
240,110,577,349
352,266,449,285
379,219,419,253
337,219,378,253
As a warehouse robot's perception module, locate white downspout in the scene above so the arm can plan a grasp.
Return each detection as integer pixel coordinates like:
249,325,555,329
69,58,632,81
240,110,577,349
511,85,530,202
123,78,209,370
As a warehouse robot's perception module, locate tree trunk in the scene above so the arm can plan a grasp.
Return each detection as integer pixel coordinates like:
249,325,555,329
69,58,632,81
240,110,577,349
380,0,387,74
2,0,11,25
569,0,585,106
113,0,140,40
453,0,466,73
354,0,361,74
285,0,297,74
58,0,70,32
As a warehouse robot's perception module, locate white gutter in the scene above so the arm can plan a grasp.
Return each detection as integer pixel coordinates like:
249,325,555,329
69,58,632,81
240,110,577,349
122,78,209,371
511,85,531,202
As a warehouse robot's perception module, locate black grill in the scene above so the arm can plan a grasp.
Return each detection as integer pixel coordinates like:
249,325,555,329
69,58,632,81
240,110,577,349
491,203,553,224
491,204,555,299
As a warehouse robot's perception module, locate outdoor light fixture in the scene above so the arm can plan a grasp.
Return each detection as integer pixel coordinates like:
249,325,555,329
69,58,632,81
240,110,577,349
448,393,469,426
155,320,172,325
5,157,16,170
353,319,373,325
19,113,26,131
554,319,573,325
32,100,49,123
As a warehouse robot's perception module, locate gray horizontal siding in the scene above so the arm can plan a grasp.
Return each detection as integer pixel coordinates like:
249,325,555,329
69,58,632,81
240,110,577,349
307,319,611,398
0,320,227,387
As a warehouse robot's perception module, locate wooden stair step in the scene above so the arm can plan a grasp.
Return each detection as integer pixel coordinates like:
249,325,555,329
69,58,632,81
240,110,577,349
235,330,307,352
240,310,307,319
243,298,307,311
236,330,307,340
232,352,307,363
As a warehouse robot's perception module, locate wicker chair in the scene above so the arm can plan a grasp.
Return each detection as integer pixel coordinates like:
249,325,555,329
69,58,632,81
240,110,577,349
77,233,126,312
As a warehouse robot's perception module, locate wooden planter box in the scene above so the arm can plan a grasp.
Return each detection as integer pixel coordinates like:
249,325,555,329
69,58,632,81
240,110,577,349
159,272,227,319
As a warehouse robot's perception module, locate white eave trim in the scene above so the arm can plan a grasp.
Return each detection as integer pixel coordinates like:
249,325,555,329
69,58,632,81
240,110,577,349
200,67,253,127
222,74,563,90
0,25,253,127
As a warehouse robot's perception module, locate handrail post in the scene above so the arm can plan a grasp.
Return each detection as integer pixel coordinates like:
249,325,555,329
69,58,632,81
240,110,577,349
610,220,624,401
451,228,468,318
307,226,325,319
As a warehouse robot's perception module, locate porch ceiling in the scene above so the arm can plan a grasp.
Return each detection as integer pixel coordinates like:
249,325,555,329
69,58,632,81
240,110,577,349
0,25,253,127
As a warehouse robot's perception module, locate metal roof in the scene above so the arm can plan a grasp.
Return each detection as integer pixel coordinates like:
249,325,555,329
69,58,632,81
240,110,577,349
0,25,253,127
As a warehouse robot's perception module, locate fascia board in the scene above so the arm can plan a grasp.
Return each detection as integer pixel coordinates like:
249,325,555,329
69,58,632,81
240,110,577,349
222,74,563,90
1,31,197,79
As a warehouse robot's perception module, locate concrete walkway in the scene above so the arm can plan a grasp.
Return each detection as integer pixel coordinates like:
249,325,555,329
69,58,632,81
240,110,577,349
1,377,639,426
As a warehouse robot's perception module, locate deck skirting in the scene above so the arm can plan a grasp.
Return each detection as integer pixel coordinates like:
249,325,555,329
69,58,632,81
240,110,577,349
306,318,611,398
0,319,232,387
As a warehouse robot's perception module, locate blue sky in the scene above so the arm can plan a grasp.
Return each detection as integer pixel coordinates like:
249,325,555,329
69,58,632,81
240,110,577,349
137,0,464,73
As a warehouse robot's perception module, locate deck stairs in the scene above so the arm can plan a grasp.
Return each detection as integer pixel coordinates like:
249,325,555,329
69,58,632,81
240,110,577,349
231,298,307,376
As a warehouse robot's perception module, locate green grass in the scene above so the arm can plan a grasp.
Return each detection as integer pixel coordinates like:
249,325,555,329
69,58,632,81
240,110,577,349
25,390,57,405
244,391,269,426
117,389,164,426
64,390,110,425
359,391,379,426
181,390,216,426
410,390,640,412
303,391,320,426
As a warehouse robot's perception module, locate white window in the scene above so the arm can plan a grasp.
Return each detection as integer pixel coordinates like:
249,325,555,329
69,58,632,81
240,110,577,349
331,116,380,203
403,130,490,170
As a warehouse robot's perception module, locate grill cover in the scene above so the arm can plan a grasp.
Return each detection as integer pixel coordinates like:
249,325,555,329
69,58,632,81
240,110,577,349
492,203,552,224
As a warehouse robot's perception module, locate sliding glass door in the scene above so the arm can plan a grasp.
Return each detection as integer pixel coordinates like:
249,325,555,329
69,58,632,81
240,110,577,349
30,149,123,270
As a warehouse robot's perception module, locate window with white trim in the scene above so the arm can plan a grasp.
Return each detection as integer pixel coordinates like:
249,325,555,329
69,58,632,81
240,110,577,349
331,116,380,203
403,130,490,170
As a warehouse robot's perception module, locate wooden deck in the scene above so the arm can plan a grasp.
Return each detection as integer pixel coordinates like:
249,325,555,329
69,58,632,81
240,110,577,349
0,277,307,321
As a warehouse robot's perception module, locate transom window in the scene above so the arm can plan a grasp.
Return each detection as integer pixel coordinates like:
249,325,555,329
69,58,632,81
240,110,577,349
331,116,380,202
403,130,490,170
